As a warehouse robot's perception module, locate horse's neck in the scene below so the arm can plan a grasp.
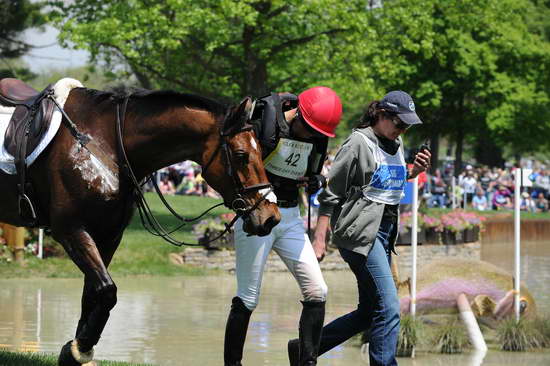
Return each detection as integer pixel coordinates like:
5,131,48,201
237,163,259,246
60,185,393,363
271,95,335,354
124,103,220,178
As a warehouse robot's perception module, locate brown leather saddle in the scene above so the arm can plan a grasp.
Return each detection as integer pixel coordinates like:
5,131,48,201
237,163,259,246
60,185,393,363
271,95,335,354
0,78,57,225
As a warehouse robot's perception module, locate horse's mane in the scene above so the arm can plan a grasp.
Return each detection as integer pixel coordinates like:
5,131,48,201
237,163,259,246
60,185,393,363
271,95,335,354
83,88,228,116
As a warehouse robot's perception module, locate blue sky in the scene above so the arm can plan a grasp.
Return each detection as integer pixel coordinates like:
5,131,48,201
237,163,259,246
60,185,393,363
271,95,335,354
22,25,89,72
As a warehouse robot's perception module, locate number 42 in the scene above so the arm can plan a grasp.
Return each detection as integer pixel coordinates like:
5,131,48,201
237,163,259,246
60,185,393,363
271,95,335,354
285,153,301,167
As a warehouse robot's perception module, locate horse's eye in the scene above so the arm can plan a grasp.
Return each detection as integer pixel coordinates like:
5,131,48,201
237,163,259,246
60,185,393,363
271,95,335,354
234,151,249,166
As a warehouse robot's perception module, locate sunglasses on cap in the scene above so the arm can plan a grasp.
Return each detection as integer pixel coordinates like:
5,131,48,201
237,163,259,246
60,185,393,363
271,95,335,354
390,115,410,131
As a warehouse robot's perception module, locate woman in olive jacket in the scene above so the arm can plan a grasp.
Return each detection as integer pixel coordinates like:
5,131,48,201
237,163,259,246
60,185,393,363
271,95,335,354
288,91,431,366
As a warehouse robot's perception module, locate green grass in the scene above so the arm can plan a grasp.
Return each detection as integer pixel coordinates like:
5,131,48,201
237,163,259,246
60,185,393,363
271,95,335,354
532,315,550,347
429,319,470,354
0,350,153,365
498,317,546,351
2,196,550,279
424,207,550,220
0,194,231,279
397,314,423,357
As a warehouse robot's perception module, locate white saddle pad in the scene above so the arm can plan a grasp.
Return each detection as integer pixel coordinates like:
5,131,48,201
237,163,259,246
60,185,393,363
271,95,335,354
0,78,83,174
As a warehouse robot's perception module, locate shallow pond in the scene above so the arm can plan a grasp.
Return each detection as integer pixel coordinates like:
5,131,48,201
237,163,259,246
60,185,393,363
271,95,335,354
0,239,548,365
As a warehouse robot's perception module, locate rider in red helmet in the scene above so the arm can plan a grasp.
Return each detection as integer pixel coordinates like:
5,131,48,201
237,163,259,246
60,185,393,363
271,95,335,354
223,86,342,366
298,86,342,138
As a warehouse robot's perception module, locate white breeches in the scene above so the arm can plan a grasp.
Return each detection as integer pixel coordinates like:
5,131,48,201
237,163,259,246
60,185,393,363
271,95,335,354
235,206,328,311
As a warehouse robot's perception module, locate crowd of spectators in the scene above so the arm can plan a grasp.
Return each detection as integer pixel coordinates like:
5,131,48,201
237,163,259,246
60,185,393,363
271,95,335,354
146,161,220,198
151,153,549,214
420,161,550,213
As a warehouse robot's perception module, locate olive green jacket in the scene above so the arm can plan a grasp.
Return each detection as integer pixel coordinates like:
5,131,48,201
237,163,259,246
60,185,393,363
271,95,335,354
318,127,403,256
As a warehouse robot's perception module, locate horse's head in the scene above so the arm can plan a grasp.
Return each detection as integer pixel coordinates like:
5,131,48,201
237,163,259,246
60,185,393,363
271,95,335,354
202,97,280,236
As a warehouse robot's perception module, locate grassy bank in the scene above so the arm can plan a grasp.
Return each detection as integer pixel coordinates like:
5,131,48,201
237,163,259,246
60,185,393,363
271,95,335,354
0,194,231,279
0,350,153,366
2,194,550,279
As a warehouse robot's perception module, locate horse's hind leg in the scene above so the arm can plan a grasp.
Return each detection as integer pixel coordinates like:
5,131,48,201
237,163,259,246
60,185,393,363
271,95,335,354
56,229,118,366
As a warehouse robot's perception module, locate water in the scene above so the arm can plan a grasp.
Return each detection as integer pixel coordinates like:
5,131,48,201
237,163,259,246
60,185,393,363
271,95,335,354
481,240,550,313
0,240,549,365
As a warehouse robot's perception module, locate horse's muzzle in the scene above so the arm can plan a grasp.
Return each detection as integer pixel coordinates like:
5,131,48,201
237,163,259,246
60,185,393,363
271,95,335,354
243,208,280,237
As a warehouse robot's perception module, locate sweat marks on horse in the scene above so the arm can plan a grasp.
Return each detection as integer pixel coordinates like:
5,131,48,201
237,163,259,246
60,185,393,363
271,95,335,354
70,141,119,197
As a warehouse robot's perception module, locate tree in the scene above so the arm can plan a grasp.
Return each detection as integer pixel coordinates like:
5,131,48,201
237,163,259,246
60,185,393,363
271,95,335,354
52,0,550,161
365,0,550,171
52,0,379,105
0,0,47,80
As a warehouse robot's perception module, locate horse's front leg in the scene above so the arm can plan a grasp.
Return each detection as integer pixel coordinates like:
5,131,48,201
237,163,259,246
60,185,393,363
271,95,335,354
56,229,118,366
76,235,121,339
76,278,97,339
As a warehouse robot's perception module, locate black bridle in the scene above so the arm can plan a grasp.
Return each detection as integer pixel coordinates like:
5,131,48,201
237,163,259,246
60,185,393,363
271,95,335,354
115,96,273,247
205,109,273,212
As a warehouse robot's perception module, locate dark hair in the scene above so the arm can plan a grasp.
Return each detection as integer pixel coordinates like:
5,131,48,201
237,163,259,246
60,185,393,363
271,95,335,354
356,100,394,128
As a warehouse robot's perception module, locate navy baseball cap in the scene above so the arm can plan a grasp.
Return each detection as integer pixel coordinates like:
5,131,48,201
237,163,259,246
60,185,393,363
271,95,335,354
379,90,422,125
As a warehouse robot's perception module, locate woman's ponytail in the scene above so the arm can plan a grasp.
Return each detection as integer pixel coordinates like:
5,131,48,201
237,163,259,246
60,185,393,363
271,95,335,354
356,100,381,128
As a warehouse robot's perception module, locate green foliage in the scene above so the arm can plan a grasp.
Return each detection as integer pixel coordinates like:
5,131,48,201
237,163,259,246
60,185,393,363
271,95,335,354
366,0,550,162
49,0,550,156
0,1,47,80
526,0,550,42
25,229,65,259
397,314,423,357
534,315,550,347
50,0,378,105
430,320,469,353
498,317,546,351
0,0,47,59
29,65,112,90
0,62,37,81
191,212,235,249
0,244,14,264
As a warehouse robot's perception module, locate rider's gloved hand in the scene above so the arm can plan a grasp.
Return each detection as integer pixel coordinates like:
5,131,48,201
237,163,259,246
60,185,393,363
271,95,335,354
305,174,327,195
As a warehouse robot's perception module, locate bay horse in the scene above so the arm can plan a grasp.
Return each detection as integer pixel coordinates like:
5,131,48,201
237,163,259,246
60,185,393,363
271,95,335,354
0,80,281,365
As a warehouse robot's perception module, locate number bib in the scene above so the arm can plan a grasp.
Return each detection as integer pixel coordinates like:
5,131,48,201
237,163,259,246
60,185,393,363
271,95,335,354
264,138,313,180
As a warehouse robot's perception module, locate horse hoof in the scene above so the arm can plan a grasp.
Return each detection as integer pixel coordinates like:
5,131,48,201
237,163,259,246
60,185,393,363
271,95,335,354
58,340,95,366
58,340,81,366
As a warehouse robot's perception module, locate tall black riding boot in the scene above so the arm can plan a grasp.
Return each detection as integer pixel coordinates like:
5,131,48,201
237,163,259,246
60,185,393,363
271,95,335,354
288,338,300,366
295,300,326,366
224,296,252,366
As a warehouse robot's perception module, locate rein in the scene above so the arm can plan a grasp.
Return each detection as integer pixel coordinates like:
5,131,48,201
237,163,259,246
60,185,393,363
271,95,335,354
115,95,273,247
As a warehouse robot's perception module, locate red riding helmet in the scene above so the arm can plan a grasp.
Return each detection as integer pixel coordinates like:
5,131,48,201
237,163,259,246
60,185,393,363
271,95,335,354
298,86,342,138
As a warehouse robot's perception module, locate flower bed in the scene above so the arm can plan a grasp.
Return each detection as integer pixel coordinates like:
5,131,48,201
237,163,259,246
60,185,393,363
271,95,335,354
399,210,486,245
0,226,65,260
192,213,236,250
397,211,427,244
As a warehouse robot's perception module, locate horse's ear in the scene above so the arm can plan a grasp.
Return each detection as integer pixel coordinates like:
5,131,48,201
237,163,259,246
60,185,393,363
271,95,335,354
237,96,255,124
225,96,255,132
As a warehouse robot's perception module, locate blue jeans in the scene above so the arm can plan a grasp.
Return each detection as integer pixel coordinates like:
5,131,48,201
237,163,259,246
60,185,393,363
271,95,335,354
319,219,400,366
429,193,447,208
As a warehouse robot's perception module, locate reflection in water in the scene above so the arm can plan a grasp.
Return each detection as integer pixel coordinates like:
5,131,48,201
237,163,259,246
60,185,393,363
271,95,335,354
0,239,548,365
469,349,487,366
481,240,550,313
